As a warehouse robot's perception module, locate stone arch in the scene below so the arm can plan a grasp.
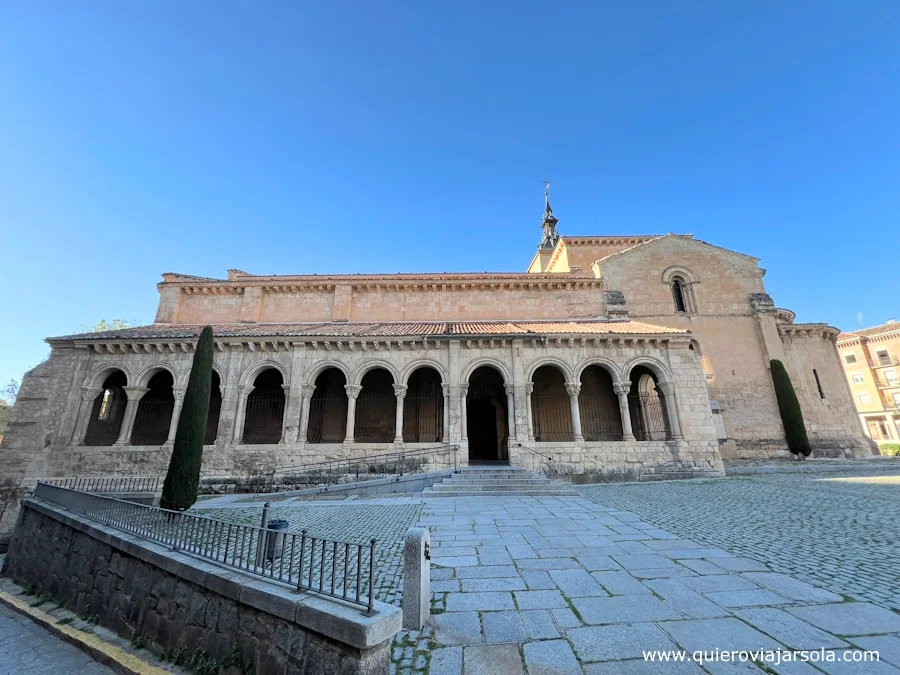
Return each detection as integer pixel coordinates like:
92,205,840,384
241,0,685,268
466,365,509,461
135,362,178,388
205,369,223,445
211,362,226,387
573,358,623,383
530,364,574,442
623,356,673,385
352,360,400,387
83,369,129,446
355,367,396,443
661,265,698,285
661,266,698,314
84,362,132,389
307,367,348,443
131,369,175,445
243,367,285,444
306,360,351,387
579,364,623,441
403,365,444,443
627,365,672,441
240,359,289,388
400,359,448,386
524,357,574,383
462,358,511,384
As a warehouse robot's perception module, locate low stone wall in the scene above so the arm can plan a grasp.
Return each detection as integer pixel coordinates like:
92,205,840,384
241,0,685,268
722,437,878,460
2,499,401,674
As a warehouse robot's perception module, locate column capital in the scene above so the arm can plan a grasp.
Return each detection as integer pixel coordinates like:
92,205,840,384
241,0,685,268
612,382,631,397
123,386,151,401
301,383,316,398
459,384,469,398
173,386,187,401
218,383,226,396
504,383,516,397
281,383,291,392
441,383,450,397
524,383,534,395
564,382,582,397
655,381,674,396
81,386,103,401
345,384,363,400
238,384,255,396
393,384,408,399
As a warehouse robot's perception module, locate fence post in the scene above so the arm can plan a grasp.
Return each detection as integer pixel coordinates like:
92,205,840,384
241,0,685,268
402,527,430,629
256,502,271,568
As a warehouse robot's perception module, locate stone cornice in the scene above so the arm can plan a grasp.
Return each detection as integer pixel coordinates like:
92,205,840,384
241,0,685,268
778,323,841,342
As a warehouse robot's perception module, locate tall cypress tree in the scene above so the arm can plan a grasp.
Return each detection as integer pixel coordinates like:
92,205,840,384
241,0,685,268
770,359,811,457
161,326,214,510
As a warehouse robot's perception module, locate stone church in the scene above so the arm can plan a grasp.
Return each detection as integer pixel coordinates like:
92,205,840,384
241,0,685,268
0,195,874,539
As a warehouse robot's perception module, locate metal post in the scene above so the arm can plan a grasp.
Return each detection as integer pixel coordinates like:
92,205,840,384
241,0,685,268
368,538,376,613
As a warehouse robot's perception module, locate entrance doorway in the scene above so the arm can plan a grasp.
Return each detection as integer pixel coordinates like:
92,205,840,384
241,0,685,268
466,366,508,462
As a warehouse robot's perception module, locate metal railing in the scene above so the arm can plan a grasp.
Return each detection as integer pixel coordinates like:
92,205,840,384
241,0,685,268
629,394,670,441
513,442,556,475
530,393,575,442
39,476,162,493
130,398,174,445
353,396,396,443
201,444,460,495
243,395,285,444
579,396,625,441
33,483,378,612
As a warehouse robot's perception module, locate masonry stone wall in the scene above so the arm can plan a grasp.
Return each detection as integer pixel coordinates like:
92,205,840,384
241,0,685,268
3,500,400,675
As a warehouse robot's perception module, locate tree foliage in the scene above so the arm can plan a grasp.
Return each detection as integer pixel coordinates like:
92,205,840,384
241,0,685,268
770,359,811,456
0,379,20,438
89,318,136,332
160,326,214,510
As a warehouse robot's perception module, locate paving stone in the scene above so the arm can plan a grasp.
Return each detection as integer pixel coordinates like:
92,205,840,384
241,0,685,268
583,660,705,674
432,580,462,592
522,639,581,675
521,570,555,590
460,577,526,593
478,546,514,566
611,554,680,569
734,607,850,649
433,611,483,646
429,646,463,675
549,607,582,629
455,565,519,579
481,611,527,644
852,635,900,667
548,569,606,597
575,555,622,571
740,572,843,603
433,556,480,567
679,559,728,575
813,654,900,675
711,557,770,573
504,544,538,559
658,617,783,651
521,609,559,639
568,622,678,662
432,568,456,581
463,644,523,675
513,590,569,610
433,547,478,557
660,548,734,559
630,567,698,579
787,603,900,636
644,578,729,618
704,589,788,607
514,557,582,570
446,591,515,612
590,571,651,595
681,575,760,594
572,594,682,624
643,539,705,551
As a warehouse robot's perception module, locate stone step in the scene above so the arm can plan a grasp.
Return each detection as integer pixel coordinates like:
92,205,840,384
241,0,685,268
430,483,555,491
422,488,576,497
435,480,554,487
423,466,577,498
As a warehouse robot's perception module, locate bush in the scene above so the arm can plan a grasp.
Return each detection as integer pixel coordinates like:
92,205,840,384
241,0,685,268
879,443,900,456
161,326,214,510
770,359,811,457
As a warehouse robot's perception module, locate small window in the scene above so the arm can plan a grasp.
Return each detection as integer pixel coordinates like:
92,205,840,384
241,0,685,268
672,278,687,313
892,392,900,406
844,353,858,364
813,369,825,399
98,389,113,420
851,373,865,384
858,392,871,404
886,369,899,386
877,349,892,367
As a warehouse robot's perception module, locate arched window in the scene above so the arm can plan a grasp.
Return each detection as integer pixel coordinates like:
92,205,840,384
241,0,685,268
243,368,285,444
627,366,672,441
530,365,573,442
404,367,444,443
131,370,175,446
672,277,687,313
308,368,348,443
84,370,128,446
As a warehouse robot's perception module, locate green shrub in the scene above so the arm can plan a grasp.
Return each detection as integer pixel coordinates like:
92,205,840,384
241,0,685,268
879,443,900,456
161,326,214,510
770,359,811,456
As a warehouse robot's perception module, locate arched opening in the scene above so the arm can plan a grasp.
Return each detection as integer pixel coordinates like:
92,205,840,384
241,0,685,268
84,370,128,446
307,368,348,443
404,367,444,443
204,370,222,445
131,370,175,445
627,366,671,441
579,365,623,441
243,368,285,444
530,365,573,442
355,368,395,443
672,277,687,313
467,366,508,461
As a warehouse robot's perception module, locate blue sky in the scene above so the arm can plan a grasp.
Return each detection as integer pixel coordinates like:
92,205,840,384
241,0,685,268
1,1,899,388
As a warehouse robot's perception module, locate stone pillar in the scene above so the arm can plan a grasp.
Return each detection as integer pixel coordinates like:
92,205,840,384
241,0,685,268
524,383,535,440
441,383,450,444
297,384,316,442
459,384,469,440
344,384,362,443
656,381,684,440
115,386,151,446
72,387,103,445
564,382,584,442
504,384,516,445
393,384,407,444
279,383,291,443
232,385,254,444
613,382,635,441
165,386,187,445
403,527,430,630
213,382,226,445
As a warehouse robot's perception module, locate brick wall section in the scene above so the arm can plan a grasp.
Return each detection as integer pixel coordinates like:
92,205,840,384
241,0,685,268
3,500,399,675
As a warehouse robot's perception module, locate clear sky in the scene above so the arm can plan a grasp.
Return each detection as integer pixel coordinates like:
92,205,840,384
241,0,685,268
1,1,899,388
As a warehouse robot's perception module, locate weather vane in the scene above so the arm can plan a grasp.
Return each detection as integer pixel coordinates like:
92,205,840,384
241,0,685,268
542,177,551,196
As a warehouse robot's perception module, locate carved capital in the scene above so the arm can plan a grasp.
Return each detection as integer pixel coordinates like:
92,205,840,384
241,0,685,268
81,386,104,401
218,384,225,396
123,386,151,402
441,383,450,398
238,384,255,397
656,381,674,397
459,384,469,398
301,383,316,398
564,382,582,397
345,384,363,400
393,384,408,399
612,382,631,397
281,383,291,392
504,383,516,397
173,386,187,401
524,383,534,395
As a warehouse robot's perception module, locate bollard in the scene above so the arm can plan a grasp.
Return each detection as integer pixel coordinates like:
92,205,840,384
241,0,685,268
403,527,430,630
255,502,271,568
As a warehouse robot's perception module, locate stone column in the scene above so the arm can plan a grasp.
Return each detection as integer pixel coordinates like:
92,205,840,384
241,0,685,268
115,386,150,446
613,382,635,441
213,382,227,445
164,386,187,445
232,385,254,444
72,387,103,445
656,381,684,440
459,384,469,440
441,383,450,443
393,384,408,444
279,383,291,443
524,383,535,440
297,384,316,442
564,382,584,442
504,384,516,445
344,384,362,443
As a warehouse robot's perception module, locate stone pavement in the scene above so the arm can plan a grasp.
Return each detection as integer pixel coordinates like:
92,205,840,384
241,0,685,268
0,602,116,674
393,483,900,674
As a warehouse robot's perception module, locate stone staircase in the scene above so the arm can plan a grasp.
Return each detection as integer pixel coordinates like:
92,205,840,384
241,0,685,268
422,465,578,498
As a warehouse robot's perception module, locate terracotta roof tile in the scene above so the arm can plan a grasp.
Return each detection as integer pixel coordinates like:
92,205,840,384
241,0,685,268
838,320,900,341
49,319,686,342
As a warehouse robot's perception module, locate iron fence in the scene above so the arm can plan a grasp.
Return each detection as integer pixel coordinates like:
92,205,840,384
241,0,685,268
204,395,222,445
130,398,174,445
243,395,285,444
33,482,378,612
629,394,670,441
307,395,348,443
84,418,123,446
353,396,395,443
403,395,444,443
39,476,162,493
579,396,624,441
531,393,574,442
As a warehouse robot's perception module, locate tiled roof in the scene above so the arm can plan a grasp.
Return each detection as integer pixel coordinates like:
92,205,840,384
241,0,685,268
838,320,900,341
48,320,686,342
